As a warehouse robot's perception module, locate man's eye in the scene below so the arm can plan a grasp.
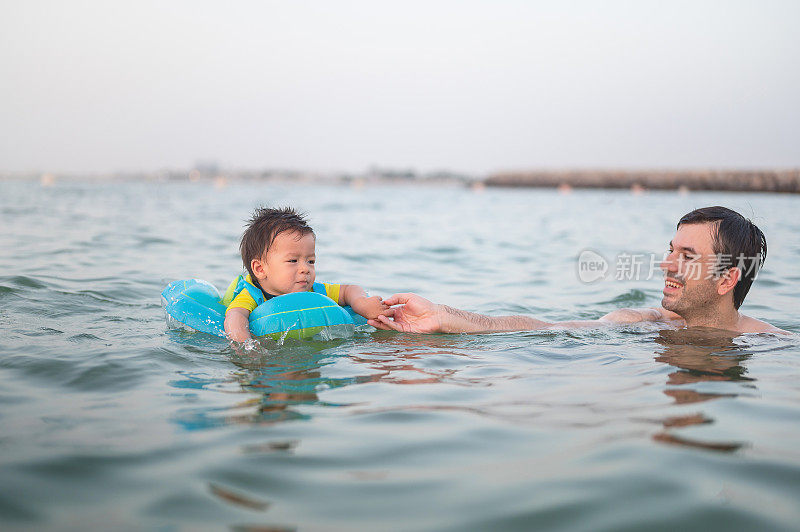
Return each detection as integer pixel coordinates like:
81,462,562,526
309,260,316,265
288,259,297,263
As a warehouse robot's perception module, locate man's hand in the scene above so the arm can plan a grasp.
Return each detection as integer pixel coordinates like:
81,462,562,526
349,295,391,320
368,293,442,333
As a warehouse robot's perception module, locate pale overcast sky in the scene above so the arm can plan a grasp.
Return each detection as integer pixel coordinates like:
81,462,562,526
1,1,798,174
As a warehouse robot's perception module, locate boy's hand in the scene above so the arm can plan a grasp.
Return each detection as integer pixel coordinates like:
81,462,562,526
350,295,391,320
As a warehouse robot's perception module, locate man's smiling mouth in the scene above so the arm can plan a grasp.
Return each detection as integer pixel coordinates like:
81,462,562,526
664,279,683,289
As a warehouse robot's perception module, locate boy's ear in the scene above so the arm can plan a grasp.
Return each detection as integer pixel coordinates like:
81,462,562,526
251,258,266,279
717,267,740,296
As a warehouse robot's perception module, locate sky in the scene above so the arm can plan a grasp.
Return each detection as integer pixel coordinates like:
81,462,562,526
1,0,798,175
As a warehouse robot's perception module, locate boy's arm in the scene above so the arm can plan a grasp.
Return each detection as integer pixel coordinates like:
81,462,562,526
224,307,252,342
338,284,390,320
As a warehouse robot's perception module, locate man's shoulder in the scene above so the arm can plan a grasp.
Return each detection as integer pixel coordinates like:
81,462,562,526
600,307,683,324
738,314,789,334
654,307,685,322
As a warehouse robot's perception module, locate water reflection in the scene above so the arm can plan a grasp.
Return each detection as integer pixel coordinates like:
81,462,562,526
168,343,365,430
347,332,476,385
232,334,475,413
652,328,754,452
169,333,481,431
227,346,379,426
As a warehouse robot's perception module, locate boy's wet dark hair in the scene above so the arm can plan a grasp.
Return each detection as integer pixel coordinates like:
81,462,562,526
240,207,314,280
678,206,767,309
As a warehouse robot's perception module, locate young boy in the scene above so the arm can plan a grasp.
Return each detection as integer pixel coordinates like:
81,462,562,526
223,207,390,342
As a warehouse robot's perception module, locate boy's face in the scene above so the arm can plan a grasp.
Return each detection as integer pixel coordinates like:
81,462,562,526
251,231,316,296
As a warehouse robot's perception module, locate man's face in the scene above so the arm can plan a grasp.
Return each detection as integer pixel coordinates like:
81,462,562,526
660,223,724,315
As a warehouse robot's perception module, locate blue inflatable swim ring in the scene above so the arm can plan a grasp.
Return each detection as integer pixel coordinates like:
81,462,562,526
162,279,366,339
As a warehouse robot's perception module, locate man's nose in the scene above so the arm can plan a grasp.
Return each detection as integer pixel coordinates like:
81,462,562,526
660,252,677,273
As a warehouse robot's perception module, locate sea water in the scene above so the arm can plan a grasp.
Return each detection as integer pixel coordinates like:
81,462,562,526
1,180,799,530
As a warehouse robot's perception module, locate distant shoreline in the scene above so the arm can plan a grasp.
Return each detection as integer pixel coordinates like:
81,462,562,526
3,167,799,194
485,169,800,194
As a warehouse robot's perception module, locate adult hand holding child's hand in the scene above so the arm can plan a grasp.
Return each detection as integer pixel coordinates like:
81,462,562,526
350,295,391,320
368,293,442,333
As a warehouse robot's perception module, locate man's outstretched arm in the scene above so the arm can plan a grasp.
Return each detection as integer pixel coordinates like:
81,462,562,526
369,293,547,333
369,293,673,334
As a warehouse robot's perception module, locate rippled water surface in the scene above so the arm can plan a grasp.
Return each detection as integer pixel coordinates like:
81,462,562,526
1,181,799,530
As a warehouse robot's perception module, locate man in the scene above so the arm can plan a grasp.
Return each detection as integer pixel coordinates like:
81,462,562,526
369,206,786,335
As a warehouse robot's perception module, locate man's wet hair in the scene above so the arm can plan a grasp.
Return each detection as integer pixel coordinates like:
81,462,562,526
678,206,767,309
240,207,314,279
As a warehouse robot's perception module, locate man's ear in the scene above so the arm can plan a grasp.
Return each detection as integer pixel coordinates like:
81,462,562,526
717,267,741,297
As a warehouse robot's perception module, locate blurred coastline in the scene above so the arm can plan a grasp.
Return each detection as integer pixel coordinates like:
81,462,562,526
3,165,800,194
486,168,800,194
0,165,475,188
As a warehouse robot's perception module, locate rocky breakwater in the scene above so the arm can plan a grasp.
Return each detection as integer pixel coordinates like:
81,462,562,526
484,169,800,193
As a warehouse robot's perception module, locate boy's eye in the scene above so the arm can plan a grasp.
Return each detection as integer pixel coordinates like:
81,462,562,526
288,259,297,263
309,260,315,265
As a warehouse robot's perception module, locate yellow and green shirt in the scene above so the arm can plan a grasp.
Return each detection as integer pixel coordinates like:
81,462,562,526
222,274,342,314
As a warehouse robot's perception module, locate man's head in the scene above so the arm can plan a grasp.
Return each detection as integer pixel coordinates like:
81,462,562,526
240,207,316,295
660,206,766,317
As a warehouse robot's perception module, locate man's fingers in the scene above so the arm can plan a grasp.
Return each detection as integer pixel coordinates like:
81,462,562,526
367,319,391,330
373,314,405,332
368,318,395,331
381,295,401,306
382,293,415,307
